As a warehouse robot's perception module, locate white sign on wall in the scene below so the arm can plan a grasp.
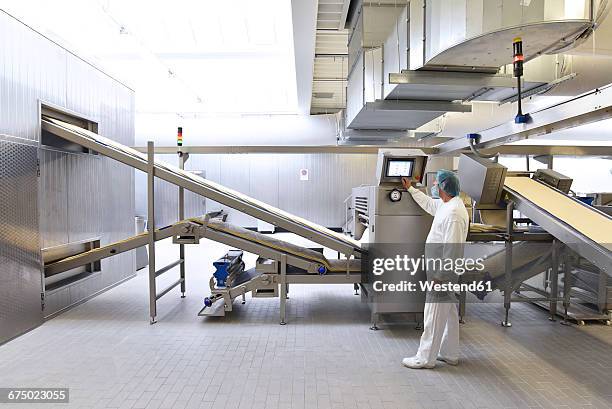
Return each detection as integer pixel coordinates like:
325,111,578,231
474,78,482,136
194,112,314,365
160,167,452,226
300,168,309,181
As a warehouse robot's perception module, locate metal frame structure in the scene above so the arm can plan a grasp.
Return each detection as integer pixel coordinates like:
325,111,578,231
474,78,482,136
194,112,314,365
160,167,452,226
42,118,361,258
465,214,558,327
462,176,612,326
146,142,186,324
131,144,612,158
503,182,612,274
43,135,360,325
435,83,612,155
41,116,610,328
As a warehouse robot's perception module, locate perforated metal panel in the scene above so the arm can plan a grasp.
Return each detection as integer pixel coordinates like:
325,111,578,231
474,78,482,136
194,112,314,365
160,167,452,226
0,136,43,344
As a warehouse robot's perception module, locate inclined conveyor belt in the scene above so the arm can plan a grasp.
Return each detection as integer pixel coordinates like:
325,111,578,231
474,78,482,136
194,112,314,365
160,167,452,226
41,117,361,256
503,177,612,274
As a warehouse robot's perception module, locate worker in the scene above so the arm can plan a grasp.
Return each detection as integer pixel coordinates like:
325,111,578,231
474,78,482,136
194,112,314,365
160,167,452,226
400,170,469,369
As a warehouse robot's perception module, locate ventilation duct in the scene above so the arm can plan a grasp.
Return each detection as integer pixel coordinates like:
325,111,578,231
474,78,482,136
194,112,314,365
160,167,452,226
408,0,594,71
342,0,606,138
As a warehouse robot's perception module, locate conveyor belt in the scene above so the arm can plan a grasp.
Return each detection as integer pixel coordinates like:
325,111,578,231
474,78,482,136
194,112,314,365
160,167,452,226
204,219,361,272
233,268,262,287
503,177,612,274
41,117,361,256
45,217,361,276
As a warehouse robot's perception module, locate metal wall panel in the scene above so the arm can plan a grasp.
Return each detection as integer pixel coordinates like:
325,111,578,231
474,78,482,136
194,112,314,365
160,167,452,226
249,154,279,208
0,11,136,318
0,136,43,344
138,153,378,229
0,11,67,141
39,149,69,248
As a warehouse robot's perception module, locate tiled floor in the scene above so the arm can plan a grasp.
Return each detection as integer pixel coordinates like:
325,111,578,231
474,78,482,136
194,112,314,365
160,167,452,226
0,236,611,409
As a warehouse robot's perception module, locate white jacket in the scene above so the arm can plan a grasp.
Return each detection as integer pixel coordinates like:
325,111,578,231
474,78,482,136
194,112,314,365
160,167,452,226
407,187,469,245
408,187,469,301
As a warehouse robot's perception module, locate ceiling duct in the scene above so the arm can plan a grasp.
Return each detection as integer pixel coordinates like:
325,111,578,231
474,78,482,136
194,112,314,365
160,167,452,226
408,0,595,71
341,0,606,138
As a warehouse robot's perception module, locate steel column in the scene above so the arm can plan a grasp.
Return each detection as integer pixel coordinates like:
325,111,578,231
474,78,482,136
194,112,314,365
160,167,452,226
147,141,157,324
549,240,559,320
280,254,287,325
562,254,573,325
178,152,189,298
502,201,514,327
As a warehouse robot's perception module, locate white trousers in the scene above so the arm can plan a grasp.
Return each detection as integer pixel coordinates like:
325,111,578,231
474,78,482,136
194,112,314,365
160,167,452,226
415,302,459,365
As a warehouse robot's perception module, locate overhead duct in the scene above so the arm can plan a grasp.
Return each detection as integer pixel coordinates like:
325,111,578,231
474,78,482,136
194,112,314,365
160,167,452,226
411,4,612,142
407,0,595,71
342,0,604,137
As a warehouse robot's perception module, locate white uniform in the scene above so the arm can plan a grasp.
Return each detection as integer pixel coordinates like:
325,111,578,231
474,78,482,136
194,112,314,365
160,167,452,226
407,186,469,366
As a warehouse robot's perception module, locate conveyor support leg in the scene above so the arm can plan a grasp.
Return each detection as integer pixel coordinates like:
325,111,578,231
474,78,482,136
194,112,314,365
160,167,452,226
178,151,189,298
280,254,287,325
147,141,157,325
501,201,513,328
549,240,559,321
561,255,573,326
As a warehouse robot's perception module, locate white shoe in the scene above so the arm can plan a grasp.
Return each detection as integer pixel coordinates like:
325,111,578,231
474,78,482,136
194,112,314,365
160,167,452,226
402,356,435,369
436,356,459,366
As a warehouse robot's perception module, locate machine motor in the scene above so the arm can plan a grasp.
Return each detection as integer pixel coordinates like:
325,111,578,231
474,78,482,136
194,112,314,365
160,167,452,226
213,250,245,288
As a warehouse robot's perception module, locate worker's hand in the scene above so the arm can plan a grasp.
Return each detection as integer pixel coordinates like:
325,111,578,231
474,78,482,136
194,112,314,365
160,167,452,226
401,177,411,190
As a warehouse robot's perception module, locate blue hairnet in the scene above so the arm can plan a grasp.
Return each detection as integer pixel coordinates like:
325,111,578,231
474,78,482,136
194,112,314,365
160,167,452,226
436,170,460,197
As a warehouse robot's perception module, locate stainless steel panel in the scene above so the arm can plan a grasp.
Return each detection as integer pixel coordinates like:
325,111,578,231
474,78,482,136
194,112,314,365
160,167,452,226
348,8,363,74
249,154,279,208
372,188,432,217
39,148,69,248
0,136,43,344
346,51,364,128
0,11,136,316
387,70,546,102
419,0,591,69
347,100,466,130
364,47,383,103
409,0,426,70
0,12,67,141
383,6,409,98
66,154,103,242
458,154,507,206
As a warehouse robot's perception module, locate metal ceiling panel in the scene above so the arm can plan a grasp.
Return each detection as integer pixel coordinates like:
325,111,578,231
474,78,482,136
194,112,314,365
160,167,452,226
387,71,546,102
317,0,351,30
346,100,470,130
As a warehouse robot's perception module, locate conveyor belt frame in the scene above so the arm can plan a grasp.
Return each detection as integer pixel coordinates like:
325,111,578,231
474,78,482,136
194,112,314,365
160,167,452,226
503,181,612,275
42,119,360,257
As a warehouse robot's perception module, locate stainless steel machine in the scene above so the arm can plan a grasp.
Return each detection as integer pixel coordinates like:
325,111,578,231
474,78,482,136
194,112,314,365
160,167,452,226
458,153,612,326
352,150,433,329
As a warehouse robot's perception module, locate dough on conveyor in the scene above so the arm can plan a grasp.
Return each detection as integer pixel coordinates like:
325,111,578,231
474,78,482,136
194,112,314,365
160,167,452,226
504,177,612,250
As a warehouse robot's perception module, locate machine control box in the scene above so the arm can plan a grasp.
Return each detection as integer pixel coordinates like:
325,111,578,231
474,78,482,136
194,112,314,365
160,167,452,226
375,149,428,186
533,169,573,194
458,154,507,208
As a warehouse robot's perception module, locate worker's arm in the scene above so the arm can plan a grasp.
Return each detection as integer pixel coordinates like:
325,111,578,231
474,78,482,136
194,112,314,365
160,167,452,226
401,177,442,216
406,186,443,216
